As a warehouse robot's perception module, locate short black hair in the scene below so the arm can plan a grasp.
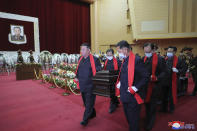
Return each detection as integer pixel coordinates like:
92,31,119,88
119,40,130,49
81,43,90,49
143,42,155,50
14,26,21,29
106,48,114,54
116,42,122,47
168,46,177,52
116,40,128,47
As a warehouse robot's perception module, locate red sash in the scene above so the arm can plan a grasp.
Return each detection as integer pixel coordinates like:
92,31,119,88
128,52,144,104
116,52,144,104
104,57,118,70
115,59,124,97
172,55,178,104
144,53,158,103
74,54,96,89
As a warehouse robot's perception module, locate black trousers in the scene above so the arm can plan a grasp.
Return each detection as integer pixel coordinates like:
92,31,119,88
81,91,96,121
161,85,174,112
145,99,157,130
192,73,197,95
123,102,141,131
110,95,119,105
178,78,188,96
110,86,119,105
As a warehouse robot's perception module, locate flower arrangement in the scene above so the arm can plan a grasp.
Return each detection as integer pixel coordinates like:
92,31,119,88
42,74,53,83
66,79,77,89
50,68,59,76
66,70,76,79
59,63,77,72
40,63,80,95
53,77,66,88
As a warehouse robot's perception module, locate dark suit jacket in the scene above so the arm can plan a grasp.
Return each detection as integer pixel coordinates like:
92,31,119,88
164,56,187,86
104,59,117,71
116,57,123,69
142,55,166,98
120,56,149,103
76,56,101,93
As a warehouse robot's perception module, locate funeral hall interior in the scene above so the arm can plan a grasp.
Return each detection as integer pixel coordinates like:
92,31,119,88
0,0,197,131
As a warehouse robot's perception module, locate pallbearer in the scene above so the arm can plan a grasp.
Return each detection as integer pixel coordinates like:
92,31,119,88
142,43,166,131
103,49,120,113
75,43,101,126
115,40,149,131
161,46,185,113
104,49,118,71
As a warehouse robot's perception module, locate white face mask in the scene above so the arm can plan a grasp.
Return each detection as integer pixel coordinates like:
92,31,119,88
106,56,113,60
118,53,125,59
145,53,152,58
167,52,173,57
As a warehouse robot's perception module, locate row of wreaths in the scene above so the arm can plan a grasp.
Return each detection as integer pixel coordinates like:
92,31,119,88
34,68,80,96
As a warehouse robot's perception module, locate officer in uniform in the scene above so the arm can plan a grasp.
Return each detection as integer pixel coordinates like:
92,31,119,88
190,56,197,96
178,49,188,96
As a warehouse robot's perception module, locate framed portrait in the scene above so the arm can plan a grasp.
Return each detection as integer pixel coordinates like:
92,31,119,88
0,12,40,56
8,24,27,44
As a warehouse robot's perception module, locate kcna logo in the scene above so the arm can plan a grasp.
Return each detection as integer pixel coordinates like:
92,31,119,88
168,121,195,130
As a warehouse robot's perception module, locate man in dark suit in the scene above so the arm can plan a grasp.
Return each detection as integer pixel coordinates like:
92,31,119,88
103,48,120,113
161,46,186,113
142,43,166,131
75,43,101,126
116,40,149,131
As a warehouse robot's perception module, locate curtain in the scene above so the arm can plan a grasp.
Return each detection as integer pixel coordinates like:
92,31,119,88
0,0,90,54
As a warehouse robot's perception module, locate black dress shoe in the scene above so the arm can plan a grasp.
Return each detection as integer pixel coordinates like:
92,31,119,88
109,108,116,114
108,104,117,114
80,120,88,126
89,112,96,119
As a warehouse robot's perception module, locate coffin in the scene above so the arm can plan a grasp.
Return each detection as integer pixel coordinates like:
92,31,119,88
92,70,118,97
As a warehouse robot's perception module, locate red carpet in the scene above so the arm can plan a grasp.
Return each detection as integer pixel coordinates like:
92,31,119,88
0,73,196,131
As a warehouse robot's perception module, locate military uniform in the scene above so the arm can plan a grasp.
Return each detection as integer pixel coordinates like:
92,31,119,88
178,55,188,96
11,35,24,41
190,56,197,96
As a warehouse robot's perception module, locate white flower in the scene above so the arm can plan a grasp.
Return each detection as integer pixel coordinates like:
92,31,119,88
66,71,76,78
